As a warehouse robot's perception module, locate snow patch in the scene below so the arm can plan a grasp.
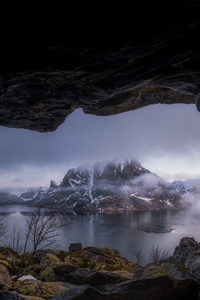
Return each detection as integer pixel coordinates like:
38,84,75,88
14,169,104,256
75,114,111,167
130,193,153,203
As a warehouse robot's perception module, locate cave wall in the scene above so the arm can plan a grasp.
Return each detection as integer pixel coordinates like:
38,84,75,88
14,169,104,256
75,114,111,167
1,1,200,132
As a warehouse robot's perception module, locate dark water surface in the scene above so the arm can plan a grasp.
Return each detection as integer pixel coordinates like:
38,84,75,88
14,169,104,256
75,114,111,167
1,205,200,263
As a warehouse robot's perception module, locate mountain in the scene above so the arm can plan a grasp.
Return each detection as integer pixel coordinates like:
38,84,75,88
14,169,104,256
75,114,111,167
0,191,19,204
171,179,200,206
19,187,44,202
24,160,187,213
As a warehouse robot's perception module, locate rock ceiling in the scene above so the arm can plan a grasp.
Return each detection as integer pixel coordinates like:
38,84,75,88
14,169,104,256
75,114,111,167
1,1,200,132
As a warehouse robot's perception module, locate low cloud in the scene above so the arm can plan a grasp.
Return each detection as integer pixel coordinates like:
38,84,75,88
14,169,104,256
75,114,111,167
1,104,200,191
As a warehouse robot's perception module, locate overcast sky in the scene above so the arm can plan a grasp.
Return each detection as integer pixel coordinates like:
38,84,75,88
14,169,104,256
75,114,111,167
1,103,200,195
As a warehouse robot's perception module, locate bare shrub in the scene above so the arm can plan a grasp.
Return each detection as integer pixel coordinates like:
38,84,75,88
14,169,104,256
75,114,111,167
14,205,66,279
7,222,23,254
0,216,6,240
134,249,145,265
148,245,169,263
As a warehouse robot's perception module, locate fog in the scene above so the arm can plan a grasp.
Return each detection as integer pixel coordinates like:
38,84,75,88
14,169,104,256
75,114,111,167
1,104,200,194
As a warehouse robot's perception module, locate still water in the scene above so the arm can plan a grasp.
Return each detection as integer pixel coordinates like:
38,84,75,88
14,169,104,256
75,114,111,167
1,205,200,264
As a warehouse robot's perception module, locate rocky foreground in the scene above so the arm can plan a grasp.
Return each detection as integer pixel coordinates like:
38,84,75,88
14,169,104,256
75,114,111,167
0,237,200,299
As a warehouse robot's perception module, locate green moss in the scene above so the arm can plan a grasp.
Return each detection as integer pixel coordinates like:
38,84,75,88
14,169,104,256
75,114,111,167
17,280,38,295
64,247,139,276
146,266,170,279
51,250,68,262
41,254,61,268
0,247,19,257
41,282,68,299
40,266,55,282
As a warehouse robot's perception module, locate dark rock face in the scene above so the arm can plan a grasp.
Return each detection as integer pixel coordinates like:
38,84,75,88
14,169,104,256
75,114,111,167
53,276,199,300
1,1,200,132
0,292,29,300
27,160,186,212
54,265,128,286
158,237,200,283
69,243,83,253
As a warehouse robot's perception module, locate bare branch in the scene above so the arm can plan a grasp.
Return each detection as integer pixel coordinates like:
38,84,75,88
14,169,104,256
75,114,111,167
134,249,145,265
148,245,169,263
15,204,66,280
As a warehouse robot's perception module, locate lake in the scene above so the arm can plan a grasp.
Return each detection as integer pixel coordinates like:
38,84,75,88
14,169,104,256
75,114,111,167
1,205,200,264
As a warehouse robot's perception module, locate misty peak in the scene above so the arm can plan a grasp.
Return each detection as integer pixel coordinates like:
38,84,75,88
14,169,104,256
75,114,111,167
20,159,188,213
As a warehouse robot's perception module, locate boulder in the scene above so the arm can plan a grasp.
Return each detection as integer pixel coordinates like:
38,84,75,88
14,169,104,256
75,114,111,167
159,237,200,283
2,279,69,299
173,237,198,255
40,253,62,269
0,263,11,286
64,247,139,277
53,264,129,285
69,243,83,253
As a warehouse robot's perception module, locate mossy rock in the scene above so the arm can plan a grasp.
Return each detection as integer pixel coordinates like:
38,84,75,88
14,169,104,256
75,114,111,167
64,247,139,276
134,265,170,280
51,249,69,262
40,282,68,299
40,266,55,282
3,279,68,300
16,280,38,295
0,247,19,257
0,259,15,274
40,253,61,269
145,265,170,279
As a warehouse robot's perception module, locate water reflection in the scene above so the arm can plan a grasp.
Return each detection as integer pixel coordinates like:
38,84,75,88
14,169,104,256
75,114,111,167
93,210,177,233
0,206,200,263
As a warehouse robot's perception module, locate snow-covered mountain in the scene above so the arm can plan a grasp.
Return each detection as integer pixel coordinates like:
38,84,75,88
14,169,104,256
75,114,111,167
22,160,187,213
171,179,200,206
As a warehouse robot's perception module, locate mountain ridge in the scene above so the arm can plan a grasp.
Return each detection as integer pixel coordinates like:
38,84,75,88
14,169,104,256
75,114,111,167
171,179,200,208
18,159,187,213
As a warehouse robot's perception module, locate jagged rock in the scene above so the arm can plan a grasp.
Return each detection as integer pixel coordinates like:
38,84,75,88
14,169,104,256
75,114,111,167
69,243,83,253
1,2,200,132
158,237,200,283
173,237,198,255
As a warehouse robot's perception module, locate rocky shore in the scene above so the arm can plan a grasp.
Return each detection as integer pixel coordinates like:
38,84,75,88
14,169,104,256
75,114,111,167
0,237,200,299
